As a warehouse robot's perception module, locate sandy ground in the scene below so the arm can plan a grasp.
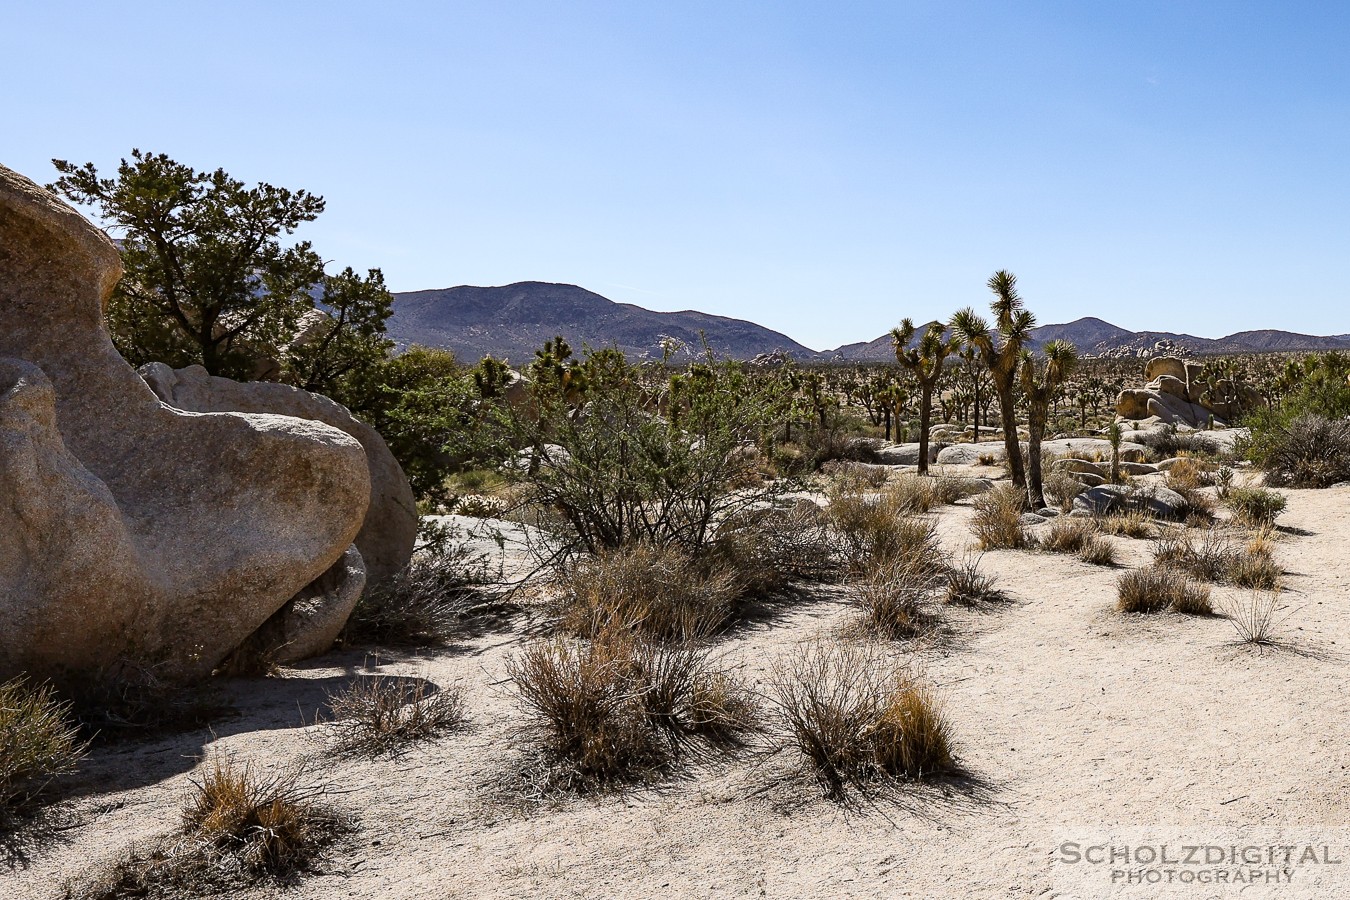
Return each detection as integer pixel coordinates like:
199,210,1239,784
7,482,1350,899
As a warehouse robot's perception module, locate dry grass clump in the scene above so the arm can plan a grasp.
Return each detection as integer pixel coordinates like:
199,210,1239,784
1096,510,1156,539
1165,457,1213,493
1154,527,1283,589
66,756,346,899
710,501,841,595
1223,592,1283,646
507,633,758,791
1040,518,1116,566
969,483,1036,550
1044,470,1086,511
554,543,739,642
822,459,890,490
1224,486,1287,526
323,675,465,757
845,559,942,640
944,554,1006,605
770,643,954,801
1,677,87,815
1138,428,1219,460
827,486,948,575
343,532,496,645
1115,566,1212,615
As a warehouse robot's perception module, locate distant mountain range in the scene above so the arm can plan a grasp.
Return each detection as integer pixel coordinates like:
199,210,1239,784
388,282,1350,364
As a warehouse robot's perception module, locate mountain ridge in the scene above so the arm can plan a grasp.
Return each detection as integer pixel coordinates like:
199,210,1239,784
387,282,1350,363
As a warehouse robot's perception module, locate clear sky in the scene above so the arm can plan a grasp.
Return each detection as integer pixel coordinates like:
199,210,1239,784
5,1,1349,350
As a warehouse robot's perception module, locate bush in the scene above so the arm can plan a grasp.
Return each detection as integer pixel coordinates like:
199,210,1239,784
846,559,941,640
970,484,1035,550
1249,414,1350,488
506,634,758,790
709,501,841,596
343,521,496,645
827,486,948,575
554,544,739,642
1,677,86,813
770,643,954,800
1224,592,1282,646
1115,567,1212,614
1096,511,1155,539
1225,487,1287,526
1154,527,1282,589
1043,470,1086,511
1136,427,1219,460
1077,535,1118,566
1041,518,1096,554
323,675,465,757
944,554,1005,606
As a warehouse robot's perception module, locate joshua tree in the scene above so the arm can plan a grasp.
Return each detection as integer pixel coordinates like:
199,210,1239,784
1021,340,1080,509
950,271,1038,488
877,381,908,442
891,319,961,476
1106,422,1123,485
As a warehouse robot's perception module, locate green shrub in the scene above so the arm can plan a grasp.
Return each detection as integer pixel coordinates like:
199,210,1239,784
1225,487,1287,526
1,677,86,812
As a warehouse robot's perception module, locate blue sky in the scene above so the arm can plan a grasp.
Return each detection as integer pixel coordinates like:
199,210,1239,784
5,1,1349,350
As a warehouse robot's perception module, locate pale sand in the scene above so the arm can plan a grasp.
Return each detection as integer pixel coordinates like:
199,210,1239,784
9,485,1350,899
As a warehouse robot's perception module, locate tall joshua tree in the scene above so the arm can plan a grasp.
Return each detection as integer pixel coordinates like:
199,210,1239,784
891,319,961,476
1021,340,1080,509
950,271,1038,489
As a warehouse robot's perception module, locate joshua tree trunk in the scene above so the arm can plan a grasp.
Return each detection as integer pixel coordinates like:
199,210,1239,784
995,376,1026,488
1026,397,1048,509
972,376,981,442
883,406,891,441
917,383,934,476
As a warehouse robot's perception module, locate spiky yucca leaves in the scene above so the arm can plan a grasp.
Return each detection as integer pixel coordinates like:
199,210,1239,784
891,319,962,476
950,271,1038,489
1020,340,1079,510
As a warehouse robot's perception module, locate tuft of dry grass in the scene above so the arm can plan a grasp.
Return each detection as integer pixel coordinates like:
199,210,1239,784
1041,518,1096,554
1154,527,1283,590
710,501,842,596
827,486,948,576
323,675,465,757
1077,535,1118,566
1223,592,1283,646
1116,566,1212,615
845,559,941,640
769,643,954,801
1097,510,1156,539
970,484,1035,550
1044,470,1086,511
506,633,758,791
65,755,347,899
944,554,1006,605
554,543,739,642
1,677,87,815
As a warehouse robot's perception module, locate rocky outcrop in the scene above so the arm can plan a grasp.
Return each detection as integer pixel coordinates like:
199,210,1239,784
140,363,416,586
936,438,1149,467
1071,484,1188,520
0,163,371,684
1115,356,1260,427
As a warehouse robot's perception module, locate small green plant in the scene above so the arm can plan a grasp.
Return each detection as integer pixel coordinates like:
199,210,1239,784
1225,487,1287,527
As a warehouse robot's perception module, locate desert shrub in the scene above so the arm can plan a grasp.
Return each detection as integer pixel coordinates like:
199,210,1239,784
944,554,1006,605
969,483,1035,550
846,559,941,640
343,521,496,645
1115,566,1211,614
68,756,348,899
323,675,465,757
1224,592,1282,646
930,475,987,506
827,486,948,575
1165,457,1213,493
1154,527,1281,589
554,543,738,642
770,643,953,800
453,494,508,518
1043,470,1086,511
1225,487,1287,526
0,678,86,814
1041,518,1096,554
1136,426,1219,460
709,501,842,596
1248,414,1350,488
506,634,758,790
1077,535,1118,566
1096,510,1155,539
823,459,890,490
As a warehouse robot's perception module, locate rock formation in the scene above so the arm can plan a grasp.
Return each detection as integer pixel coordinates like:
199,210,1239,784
1114,356,1259,427
140,363,417,586
0,163,370,683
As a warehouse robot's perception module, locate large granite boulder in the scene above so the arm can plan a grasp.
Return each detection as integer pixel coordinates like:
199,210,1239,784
1071,484,1188,520
1143,357,1187,383
0,163,370,683
140,363,416,586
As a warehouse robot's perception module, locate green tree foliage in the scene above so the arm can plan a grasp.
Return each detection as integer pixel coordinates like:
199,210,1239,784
49,150,392,386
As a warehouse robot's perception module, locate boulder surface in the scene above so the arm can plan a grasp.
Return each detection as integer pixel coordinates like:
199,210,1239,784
0,163,370,683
